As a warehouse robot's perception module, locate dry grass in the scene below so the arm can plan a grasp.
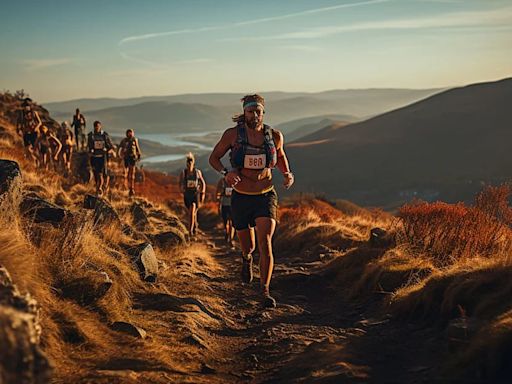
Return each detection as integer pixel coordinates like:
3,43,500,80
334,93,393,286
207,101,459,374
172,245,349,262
0,111,223,382
398,186,512,267
275,195,392,260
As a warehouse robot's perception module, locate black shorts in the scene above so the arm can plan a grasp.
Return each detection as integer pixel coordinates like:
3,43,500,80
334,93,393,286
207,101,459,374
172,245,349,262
39,145,49,155
90,156,107,176
124,156,137,168
63,145,72,158
23,132,37,148
184,190,199,209
231,188,278,230
221,205,232,224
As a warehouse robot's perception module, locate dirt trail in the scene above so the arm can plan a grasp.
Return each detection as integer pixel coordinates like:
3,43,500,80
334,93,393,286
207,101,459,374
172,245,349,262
142,225,450,384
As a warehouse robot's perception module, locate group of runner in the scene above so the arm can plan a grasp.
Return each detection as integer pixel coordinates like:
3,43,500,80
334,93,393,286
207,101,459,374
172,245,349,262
181,94,294,308
18,94,293,308
16,98,143,197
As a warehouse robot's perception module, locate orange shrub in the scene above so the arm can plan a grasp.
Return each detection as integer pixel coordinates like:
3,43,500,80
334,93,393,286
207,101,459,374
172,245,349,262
398,186,512,266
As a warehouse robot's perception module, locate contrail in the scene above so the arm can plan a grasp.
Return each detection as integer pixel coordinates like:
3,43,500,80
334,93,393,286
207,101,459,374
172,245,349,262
118,0,389,46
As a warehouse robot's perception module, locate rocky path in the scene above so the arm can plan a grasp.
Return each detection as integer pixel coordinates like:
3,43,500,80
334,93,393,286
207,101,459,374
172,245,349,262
84,225,449,384
171,226,448,384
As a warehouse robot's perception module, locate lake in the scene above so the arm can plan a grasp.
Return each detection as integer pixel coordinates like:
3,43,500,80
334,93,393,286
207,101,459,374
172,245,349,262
139,131,219,164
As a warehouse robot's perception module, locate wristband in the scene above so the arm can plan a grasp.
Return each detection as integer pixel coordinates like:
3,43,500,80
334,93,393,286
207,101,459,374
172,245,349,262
220,168,228,176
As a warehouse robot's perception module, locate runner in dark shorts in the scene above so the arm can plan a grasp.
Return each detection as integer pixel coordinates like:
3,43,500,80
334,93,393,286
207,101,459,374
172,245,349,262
178,153,206,237
119,129,142,197
209,94,294,308
216,177,235,247
87,121,115,196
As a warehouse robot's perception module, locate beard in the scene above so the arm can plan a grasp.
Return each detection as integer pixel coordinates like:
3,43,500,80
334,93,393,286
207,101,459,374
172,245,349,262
246,119,260,129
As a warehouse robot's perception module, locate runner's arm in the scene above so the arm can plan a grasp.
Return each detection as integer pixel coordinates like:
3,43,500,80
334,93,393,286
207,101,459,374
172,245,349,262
273,130,294,189
34,112,43,133
105,134,116,156
198,170,206,203
135,138,142,159
198,170,206,193
50,135,63,159
118,139,126,158
178,170,185,193
209,128,241,186
209,128,234,172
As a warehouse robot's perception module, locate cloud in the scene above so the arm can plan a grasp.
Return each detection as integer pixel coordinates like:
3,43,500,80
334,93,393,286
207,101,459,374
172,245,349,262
224,5,512,41
22,58,74,71
118,0,389,46
117,0,389,66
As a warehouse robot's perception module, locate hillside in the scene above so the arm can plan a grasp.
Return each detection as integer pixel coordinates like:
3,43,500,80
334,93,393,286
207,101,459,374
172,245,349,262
275,114,357,134
287,119,350,142
1,92,511,383
286,77,512,206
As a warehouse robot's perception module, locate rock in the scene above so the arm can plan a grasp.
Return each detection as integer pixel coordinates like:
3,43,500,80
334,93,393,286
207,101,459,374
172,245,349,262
61,271,113,306
0,159,21,195
111,321,147,339
369,227,395,248
130,203,151,231
200,363,216,374
83,194,121,227
20,193,69,225
0,265,51,383
183,334,209,349
126,243,158,282
150,229,186,249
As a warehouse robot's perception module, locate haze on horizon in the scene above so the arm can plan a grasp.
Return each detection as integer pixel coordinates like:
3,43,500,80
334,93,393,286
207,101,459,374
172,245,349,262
0,0,511,103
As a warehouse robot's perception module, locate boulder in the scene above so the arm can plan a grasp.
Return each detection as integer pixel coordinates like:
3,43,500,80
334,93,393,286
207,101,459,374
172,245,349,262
111,321,147,339
150,229,186,250
83,194,121,227
61,271,113,306
0,159,21,195
369,227,396,248
20,193,69,225
0,265,51,383
126,243,159,283
130,203,151,232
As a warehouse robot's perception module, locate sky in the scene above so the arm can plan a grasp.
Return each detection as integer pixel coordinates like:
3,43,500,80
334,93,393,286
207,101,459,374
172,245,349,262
0,0,511,102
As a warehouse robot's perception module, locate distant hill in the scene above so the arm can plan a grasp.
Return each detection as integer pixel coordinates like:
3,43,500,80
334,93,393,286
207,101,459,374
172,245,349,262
276,114,357,135
286,119,350,142
45,89,441,116
285,77,512,207
56,102,232,134
46,88,442,134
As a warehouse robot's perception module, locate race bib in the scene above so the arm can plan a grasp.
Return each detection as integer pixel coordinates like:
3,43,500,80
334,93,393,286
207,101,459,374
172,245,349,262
225,187,233,197
244,154,266,170
187,180,197,188
94,140,105,150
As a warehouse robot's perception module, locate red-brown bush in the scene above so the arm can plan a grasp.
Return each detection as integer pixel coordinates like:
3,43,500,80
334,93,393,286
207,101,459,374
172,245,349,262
398,185,512,266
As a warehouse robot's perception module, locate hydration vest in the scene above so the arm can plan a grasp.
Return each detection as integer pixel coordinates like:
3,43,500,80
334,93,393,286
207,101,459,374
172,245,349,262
229,122,277,170
184,168,199,191
90,132,108,157
20,110,37,132
123,137,138,158
72,114,85,129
